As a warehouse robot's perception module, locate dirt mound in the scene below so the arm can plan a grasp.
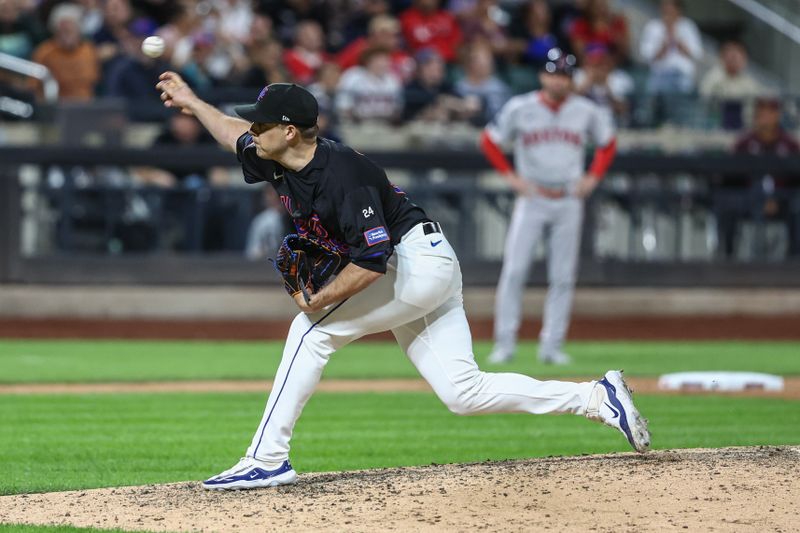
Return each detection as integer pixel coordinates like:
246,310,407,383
1,447,797,532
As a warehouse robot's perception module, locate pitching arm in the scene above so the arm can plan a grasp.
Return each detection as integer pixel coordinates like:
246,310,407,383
156,71,249,153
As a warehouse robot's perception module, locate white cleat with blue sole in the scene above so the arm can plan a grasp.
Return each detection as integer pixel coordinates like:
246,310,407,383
202,457,297,490
585,370,651,453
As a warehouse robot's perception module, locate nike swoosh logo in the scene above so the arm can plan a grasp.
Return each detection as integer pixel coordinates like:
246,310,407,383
604,401,619,419
430,240,442,247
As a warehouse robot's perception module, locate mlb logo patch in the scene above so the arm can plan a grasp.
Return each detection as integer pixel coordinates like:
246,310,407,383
364,226,390,246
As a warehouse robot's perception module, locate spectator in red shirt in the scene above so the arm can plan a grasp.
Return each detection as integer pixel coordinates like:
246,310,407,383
336,15,414,83
569,0,629,65
733,99,799,158
283,19,329,85
399,0,462,63
714,97,800,258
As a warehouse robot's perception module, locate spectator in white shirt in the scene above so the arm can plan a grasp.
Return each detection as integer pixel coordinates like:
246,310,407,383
213,0,254,44
336,46,404,122
700,41,764,99
700,41,765,129
639,0,703,94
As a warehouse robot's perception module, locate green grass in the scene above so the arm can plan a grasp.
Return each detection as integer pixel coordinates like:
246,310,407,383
1,340,799,383
2,339,797,532
1,391,798,495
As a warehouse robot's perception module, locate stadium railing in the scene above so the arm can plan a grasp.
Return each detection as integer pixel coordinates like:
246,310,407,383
1,146,799,287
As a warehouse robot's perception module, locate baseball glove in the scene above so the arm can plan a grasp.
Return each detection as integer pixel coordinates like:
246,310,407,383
270,234,345,304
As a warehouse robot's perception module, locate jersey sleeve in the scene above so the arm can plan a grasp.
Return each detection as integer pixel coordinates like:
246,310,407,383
330,149,401,273
484,96,519,147
339,184,394,274
589,104,615,147
236,132,273,184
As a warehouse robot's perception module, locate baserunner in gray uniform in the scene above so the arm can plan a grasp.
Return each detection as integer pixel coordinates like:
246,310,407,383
480,48,617,365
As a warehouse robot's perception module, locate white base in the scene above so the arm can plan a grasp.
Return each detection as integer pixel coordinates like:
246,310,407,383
658,371,784,392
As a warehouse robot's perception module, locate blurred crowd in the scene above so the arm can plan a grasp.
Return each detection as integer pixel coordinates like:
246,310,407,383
0,0,783,130
3,0,798,259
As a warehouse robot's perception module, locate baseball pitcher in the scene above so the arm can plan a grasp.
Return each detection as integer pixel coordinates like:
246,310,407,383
155,72,646,490
480,48,617,365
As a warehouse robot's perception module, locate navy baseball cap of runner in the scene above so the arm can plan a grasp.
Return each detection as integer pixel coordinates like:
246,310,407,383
234,83,318,127
543,48,576,76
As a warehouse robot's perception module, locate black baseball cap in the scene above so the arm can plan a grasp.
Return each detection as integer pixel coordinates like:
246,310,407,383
542,48,576,77
234,83,318,127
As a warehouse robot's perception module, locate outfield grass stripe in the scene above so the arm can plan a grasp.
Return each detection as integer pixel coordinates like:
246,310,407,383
1,340,799,383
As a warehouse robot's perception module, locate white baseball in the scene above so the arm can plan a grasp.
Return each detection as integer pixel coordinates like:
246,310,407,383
141,36,165,58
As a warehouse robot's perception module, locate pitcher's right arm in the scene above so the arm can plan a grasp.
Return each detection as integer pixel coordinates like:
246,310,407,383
156,71,249,153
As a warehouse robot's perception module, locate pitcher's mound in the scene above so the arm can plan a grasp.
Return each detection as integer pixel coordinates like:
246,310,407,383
1,446,797,532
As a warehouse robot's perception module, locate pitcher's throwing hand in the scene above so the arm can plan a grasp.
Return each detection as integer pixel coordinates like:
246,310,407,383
156,71,196,115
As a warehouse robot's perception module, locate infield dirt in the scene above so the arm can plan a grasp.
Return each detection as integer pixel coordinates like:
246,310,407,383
2,377,799,399
1,446,797,532
3,315,800,340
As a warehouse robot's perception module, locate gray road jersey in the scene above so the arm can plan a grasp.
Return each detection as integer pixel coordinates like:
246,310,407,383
485,91,614,189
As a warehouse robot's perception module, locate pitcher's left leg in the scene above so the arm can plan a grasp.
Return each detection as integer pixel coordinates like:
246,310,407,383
392,293,650,452
539,198,584,363
393,295,595,416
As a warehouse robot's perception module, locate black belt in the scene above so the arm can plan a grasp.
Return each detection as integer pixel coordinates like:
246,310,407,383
422,221,442,235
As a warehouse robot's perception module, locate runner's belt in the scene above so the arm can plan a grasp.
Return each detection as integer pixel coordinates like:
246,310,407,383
534,184,568,199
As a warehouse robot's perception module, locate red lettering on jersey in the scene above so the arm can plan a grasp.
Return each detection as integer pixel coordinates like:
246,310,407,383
294,214,350,254
521,129,582,147
280,195,293,214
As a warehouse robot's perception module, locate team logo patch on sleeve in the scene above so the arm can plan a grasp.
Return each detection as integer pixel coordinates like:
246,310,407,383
364,226,390,246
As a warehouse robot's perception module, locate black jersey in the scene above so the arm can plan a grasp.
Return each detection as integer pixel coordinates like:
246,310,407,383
236,134,429,273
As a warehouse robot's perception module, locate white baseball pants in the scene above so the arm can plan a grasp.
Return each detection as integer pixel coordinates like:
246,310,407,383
494,195,584,357
246,222,595,463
